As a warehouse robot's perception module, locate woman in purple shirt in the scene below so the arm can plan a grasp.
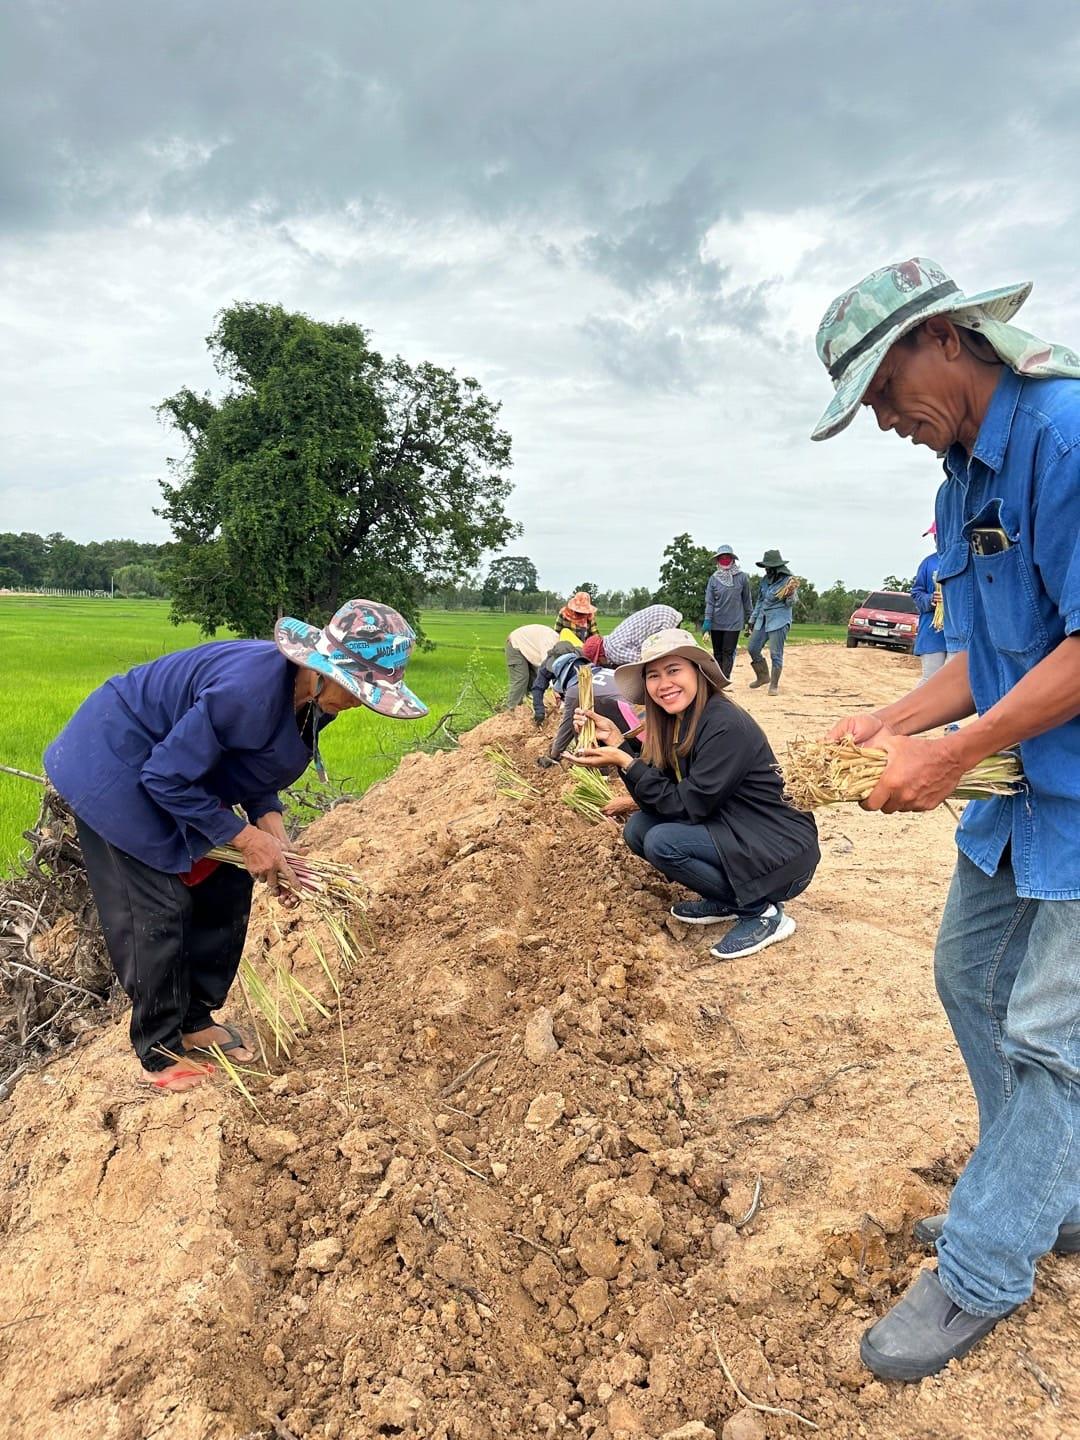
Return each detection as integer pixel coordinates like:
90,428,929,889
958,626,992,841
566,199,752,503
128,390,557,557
44,600,426,1092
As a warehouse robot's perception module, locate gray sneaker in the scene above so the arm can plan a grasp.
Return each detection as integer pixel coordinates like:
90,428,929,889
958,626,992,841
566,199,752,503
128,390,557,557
860,1270,1014,1382
914,1212,1080,1256
671,898,735,925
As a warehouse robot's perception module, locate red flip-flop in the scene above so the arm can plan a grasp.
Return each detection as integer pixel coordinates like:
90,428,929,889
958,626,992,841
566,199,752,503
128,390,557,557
143,1063,214,1092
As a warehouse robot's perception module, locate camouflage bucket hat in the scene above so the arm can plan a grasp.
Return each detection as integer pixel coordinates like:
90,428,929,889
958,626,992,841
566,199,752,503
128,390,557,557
808,256,1080,442
274,600,428,719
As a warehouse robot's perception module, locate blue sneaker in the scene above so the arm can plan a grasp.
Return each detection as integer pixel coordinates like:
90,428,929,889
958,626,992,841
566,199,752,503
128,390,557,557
709,905,795,960
671,898,736,925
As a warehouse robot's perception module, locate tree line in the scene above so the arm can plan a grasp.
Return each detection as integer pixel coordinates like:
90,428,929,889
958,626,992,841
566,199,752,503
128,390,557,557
7,302,913,630
0,532,170,595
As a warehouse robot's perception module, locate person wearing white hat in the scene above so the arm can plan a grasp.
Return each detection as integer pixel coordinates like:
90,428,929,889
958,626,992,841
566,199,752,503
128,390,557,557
813,256,1080,1382
572,629,819,960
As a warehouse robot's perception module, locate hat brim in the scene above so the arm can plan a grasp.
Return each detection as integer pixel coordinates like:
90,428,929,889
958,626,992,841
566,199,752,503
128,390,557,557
811,280,1032,442
613,645,729,705
274,618,428,720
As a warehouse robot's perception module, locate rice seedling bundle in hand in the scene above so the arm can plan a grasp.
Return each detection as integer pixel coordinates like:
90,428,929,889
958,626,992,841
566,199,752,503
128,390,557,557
484,744,540,802
207,845,367,1058
781,736,1023,811
575,665,597,749
932,589,945,631
563,765,613,824
775,575,802,602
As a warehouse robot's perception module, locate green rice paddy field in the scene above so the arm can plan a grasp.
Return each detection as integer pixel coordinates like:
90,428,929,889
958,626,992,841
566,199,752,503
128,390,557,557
0,596,844,873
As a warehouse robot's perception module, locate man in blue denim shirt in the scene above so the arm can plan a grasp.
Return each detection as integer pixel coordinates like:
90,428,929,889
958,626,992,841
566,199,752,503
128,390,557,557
812,258,1080,1381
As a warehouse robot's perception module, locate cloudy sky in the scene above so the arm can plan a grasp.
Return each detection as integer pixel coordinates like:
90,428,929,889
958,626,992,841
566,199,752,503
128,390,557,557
4,0,1080,595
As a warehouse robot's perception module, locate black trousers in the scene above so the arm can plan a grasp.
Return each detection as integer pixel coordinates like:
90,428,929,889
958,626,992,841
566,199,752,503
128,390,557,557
76,817,253,1071
710,628,741,679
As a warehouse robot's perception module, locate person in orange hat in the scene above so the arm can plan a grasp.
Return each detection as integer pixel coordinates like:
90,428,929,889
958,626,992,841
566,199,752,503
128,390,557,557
554,591,599,645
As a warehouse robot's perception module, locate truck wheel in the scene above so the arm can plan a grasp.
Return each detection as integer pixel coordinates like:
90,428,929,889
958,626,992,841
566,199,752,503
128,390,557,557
846,636,858,649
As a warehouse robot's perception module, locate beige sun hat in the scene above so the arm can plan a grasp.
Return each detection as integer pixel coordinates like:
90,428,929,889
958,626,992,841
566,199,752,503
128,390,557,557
613,628,728,705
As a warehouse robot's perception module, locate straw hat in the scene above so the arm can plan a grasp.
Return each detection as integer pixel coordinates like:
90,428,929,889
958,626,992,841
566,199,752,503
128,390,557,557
613,628,728,704
565,590,597,616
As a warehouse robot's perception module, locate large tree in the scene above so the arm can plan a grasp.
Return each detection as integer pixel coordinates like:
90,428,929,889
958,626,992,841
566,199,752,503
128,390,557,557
654,533,715,627
481,554,538,606
157,302,516,637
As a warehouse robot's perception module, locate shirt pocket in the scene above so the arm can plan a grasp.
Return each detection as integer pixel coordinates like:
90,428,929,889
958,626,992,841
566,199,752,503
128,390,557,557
935,542,973,649
971,540,1049,659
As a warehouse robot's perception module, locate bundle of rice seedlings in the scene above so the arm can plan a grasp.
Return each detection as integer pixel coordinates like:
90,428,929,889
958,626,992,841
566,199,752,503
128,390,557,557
563,765,613,824
775,575,802,602
575,665,597,749
932,588,945,631
781,736,1023,811
484,744,540,802
207,845,366,1058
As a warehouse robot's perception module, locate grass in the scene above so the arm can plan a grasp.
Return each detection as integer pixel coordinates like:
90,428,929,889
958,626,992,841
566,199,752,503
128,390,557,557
0,596,845,873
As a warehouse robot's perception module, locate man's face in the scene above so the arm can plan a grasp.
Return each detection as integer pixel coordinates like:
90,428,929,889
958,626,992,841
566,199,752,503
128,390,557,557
861,326,963,452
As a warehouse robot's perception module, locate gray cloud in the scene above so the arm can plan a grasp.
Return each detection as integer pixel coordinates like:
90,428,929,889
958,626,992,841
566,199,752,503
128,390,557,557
4,0,1080,594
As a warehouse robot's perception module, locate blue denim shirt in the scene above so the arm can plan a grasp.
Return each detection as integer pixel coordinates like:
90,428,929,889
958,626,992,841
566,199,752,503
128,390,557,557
936,369,1080,899
911,551,947,657
749,574,796,633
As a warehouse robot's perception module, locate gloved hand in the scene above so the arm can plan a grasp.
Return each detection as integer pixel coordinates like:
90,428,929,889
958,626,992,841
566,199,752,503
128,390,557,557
536,755,557,769
702,617,711,633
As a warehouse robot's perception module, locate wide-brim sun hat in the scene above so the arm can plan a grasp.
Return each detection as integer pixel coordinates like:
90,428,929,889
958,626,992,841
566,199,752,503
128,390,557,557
714,544,737,559
274,599,428,719
565,590,597,616
756,549,790,570
614,628,729,705
811,256,1046,443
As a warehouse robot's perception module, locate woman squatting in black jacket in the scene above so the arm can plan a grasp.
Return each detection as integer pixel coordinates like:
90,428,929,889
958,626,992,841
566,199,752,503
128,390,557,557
573,628,819,960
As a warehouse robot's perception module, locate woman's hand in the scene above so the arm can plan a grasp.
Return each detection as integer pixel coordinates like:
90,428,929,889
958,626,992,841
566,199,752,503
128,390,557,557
233,824,301,893
574,744,632,771
573,708,621,746
601,792,638,818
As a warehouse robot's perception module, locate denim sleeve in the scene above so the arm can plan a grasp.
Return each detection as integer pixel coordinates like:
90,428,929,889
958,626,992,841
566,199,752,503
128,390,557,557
1036,446,1080,634
911,557,936,614
531,665,549,719
139,698,247,846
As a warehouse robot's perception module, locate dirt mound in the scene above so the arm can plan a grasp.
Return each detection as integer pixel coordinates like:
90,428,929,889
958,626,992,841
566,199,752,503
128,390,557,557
0,648,1075,1440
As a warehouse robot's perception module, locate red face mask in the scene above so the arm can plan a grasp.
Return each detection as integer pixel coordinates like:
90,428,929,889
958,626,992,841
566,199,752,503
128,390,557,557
717,556,733,568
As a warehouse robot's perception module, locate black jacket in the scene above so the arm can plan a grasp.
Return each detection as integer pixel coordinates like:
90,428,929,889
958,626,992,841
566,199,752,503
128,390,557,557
620,694,819,907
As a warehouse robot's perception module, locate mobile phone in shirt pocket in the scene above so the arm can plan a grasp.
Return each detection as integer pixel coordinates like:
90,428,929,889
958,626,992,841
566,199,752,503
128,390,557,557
934,542,973,648
971,536,1048,658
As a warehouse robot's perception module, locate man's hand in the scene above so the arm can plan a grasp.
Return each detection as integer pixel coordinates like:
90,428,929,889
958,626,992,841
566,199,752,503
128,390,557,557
825,712,895,746
862,733,967,813
233,823,301,892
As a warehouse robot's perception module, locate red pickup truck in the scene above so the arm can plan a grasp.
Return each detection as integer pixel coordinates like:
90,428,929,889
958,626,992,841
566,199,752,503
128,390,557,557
846,590,919,653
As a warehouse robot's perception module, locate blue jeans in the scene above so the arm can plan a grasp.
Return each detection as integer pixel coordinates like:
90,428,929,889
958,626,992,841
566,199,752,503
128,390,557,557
934,852,1080,1316
624,811,812,917
747,622,788,672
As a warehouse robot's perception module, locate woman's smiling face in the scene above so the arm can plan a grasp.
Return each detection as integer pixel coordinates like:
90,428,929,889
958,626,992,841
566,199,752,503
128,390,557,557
644,655,699,714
